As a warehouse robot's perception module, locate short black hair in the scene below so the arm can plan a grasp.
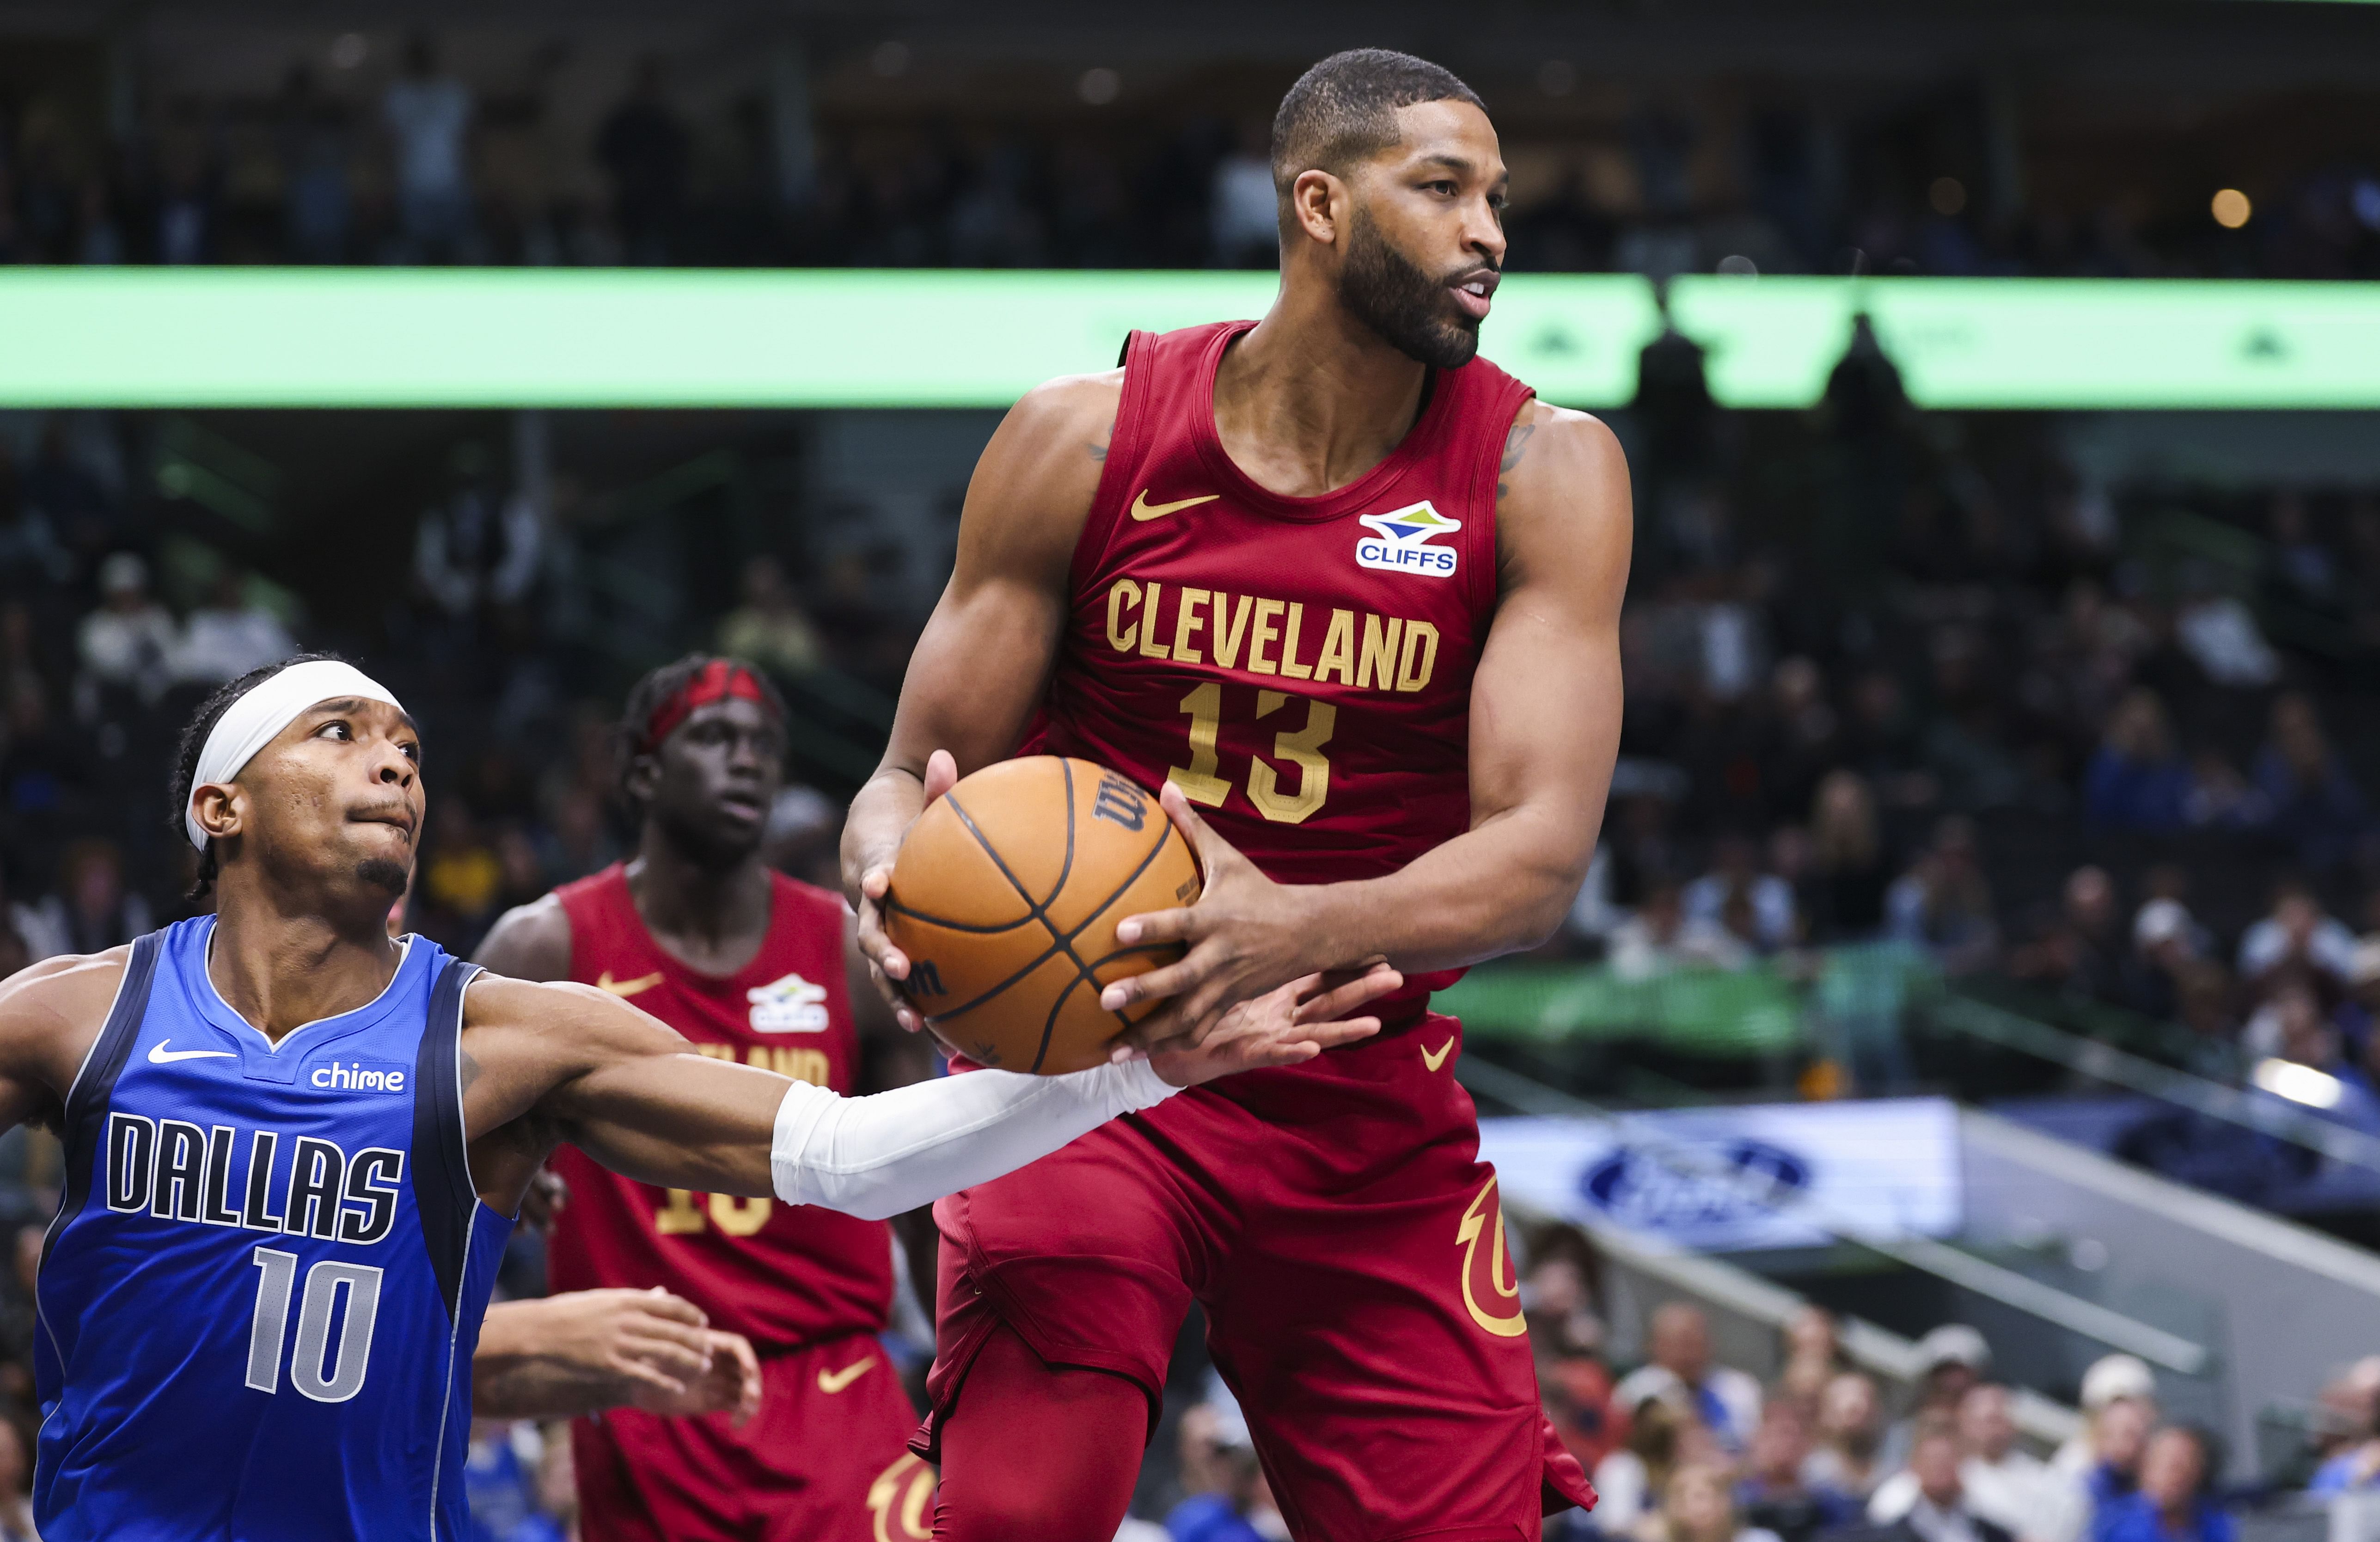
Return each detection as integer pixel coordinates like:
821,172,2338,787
1271,49,1486,205
169,651,351,900
614,653,789,813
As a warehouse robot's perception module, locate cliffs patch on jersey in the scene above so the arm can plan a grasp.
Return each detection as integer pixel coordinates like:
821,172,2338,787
1355,501,1461,579
747,972,831,1032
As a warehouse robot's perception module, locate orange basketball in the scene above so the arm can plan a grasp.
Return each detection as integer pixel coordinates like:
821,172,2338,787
882,757,1202,1074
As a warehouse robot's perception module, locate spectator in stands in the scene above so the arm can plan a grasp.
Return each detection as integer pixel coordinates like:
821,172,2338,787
463,1421,553,1541
2309,1415,2380,1496
2184,748,2271,830
2053,1357,2157,1483
2336,940,2380,1064
2238,879,2358,990
1598,1379,1694,1542
0,1414,34,1542
77,552,177,705
1737,1401,1854,1542
2308,1357,2380,1495
1664,1462,1783,1542
1886,817,2000,975
1209,120,1278,268
597,56,691,265
2172,573,2281,689
716,554,825,682
2077,1395,2154,1521
1808,771,1891,943
1525,1225,1618,1471
1805,1371,1889,1508
20,840,150,960
2246,980,2380,1126
1762,657,1841,833
2083,690,2190,832
383,33,476,263
174,565,296,686
1608,880,1753,979
2254,694,2368,872
1880,1327,1993,1474
2007,867,2123,1004
1617,1303,1764,1454
2093,1427,2231,1542
1684,832,1799,952
2267,491,2338,607
1954,1383,2086,1542
1167,1383,1285,1542
277,66,354,264
2124,897,2202,1021
1870,1426,2014,1542
1775,1306,1846,1411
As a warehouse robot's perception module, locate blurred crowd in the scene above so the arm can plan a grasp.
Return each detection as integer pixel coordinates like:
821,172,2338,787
1118,1222,2380,1541
1542,331,2380,1163
1514,1230,2368,1542
0,33,2376,279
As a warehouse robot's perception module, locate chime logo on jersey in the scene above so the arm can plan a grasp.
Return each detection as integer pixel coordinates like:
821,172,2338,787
310,1059,409,1094
1354,501,1461,578
747,972,831,1033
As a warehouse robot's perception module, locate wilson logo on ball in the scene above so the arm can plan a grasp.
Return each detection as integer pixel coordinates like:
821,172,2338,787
1093,774,1148,831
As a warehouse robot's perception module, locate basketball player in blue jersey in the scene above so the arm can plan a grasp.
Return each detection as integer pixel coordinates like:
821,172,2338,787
0,654,1394,1542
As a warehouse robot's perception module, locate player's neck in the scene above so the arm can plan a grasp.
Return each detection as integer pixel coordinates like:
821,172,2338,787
1214,286,1431,498
623,835,772,976
205,881,403,1042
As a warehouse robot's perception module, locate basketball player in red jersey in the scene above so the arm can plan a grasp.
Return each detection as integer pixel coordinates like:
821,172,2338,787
479,656,933,1542
844,49,1630,1542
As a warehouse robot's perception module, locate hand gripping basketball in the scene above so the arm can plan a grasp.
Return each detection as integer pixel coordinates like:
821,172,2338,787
1099,783,1359,1056
852,750,963,1035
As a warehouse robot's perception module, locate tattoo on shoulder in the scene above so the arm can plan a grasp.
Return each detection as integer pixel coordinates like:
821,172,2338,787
1088,415,1115,463
1496,421,1536,504
459,1045,481,1096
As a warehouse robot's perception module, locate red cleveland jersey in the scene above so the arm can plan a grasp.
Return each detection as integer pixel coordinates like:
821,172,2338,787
544,864,892,1349
1024,320,1533,1014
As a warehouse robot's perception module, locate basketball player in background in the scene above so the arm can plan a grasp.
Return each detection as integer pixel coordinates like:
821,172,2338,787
846,49,1629,1541
8,655,1392,1541
479,655,933,1541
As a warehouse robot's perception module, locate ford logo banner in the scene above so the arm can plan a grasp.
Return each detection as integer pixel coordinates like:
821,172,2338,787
1478,1098,1963,1253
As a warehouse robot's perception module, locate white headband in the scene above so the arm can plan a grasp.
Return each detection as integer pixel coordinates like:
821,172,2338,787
184,659,405,851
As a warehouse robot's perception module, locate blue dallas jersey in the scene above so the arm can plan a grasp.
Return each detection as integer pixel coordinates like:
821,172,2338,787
34,916,512,1541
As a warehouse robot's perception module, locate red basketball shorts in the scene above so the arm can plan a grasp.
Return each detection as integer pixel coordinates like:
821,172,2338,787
575,1332,932,1542
913,1015,1595,1542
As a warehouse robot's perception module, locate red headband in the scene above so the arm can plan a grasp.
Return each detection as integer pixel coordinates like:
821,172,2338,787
641,660,776,749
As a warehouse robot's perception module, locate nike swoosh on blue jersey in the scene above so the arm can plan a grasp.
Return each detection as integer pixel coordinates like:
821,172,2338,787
148,1040,235,1064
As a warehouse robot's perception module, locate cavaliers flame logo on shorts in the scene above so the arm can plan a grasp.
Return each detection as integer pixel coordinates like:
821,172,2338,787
867,1453,936,1541
1456,1174,1528,1338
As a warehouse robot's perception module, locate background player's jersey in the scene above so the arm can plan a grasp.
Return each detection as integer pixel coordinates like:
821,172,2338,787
545,864,892,1348
34,918,510,1542
1024,320,1534,1012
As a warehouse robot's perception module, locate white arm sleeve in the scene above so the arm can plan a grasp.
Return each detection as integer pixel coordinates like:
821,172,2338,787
770,1060,1177,1221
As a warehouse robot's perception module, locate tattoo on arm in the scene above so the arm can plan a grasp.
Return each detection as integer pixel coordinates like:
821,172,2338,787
1496,422,1536,504
1088,415,1115,463
459,1045,481,1096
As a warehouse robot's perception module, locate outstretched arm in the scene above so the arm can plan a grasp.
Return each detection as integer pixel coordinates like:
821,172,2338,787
464,965,1398,1220
1103,402,1633,1044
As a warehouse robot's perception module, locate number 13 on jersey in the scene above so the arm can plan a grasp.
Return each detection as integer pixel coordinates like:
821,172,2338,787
1168,682,1336,825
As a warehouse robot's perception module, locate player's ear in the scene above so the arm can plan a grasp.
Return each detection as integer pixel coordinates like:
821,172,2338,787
622,749,662,805
190,782,244,846
1289,169,1344,248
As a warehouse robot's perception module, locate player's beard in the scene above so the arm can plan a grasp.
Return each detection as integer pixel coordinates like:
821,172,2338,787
355,857,409,896
1337,205,1483,370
